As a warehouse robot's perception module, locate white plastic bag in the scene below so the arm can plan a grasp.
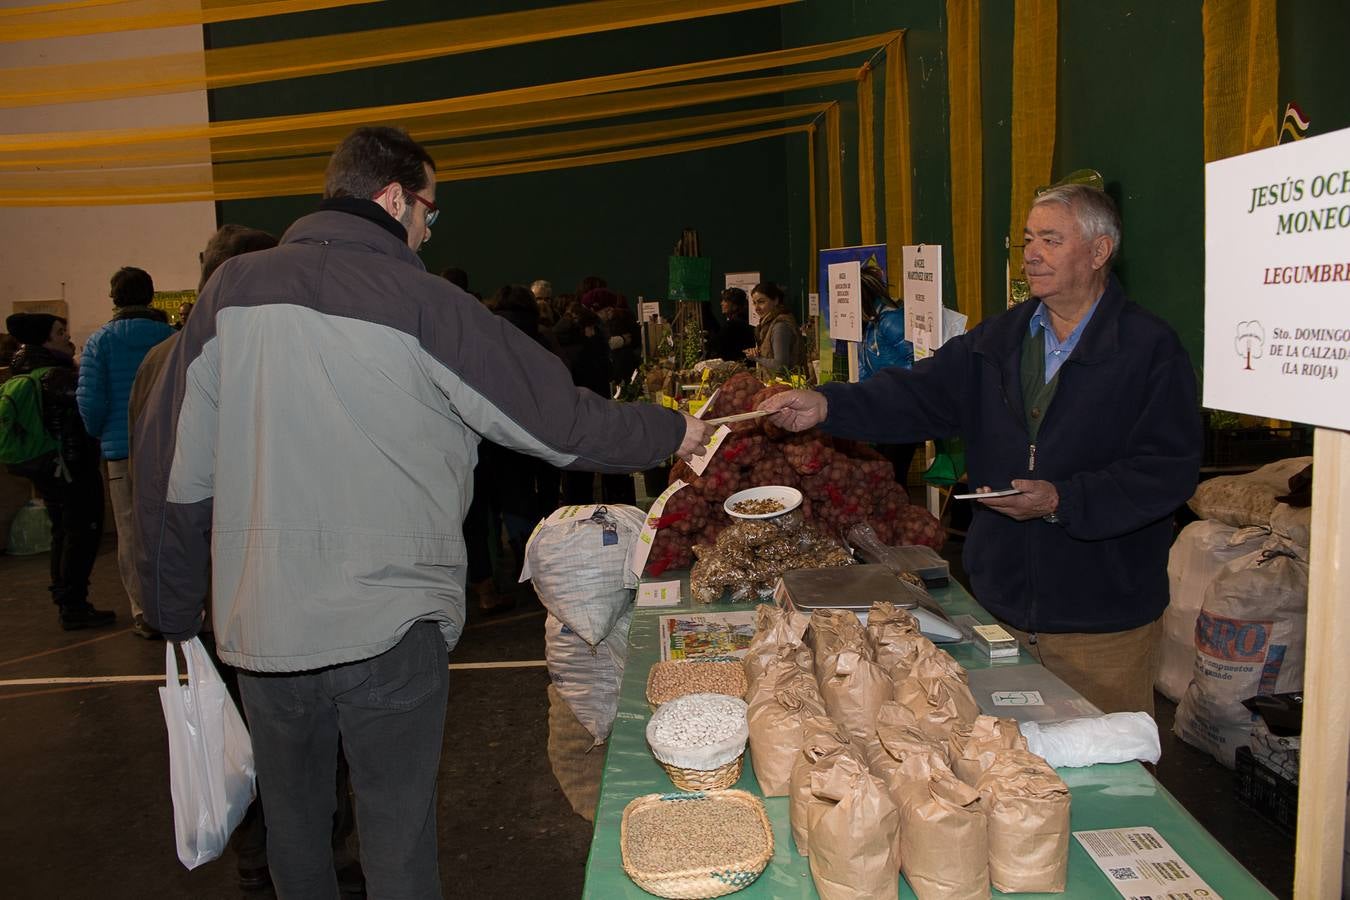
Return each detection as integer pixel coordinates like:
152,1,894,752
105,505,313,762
521,504,646,645
159,638,256,869
1019,713,1161,768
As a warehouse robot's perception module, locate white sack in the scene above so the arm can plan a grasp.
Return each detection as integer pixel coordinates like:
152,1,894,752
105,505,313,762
522,504,646,645
545,605,633,747
1156,522,1269,702
1187,457,1310,529
1174,538,1308,767
1019,713,1161,768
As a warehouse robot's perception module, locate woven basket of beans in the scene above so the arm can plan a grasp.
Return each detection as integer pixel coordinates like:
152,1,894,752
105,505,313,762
620,790,773,899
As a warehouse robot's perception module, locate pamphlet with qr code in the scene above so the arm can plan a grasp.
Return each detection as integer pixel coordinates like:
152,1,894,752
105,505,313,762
1073,826,1221,899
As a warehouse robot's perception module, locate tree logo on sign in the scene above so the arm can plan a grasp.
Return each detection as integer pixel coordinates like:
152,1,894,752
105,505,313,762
1234,321,1264,371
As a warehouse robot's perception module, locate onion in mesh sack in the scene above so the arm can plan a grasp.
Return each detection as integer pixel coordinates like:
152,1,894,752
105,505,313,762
781,434,836,475
706,371,765,419
895,504,946,549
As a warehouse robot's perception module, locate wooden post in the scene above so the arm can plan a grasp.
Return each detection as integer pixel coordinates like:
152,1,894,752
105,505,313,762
1294,427,1350,898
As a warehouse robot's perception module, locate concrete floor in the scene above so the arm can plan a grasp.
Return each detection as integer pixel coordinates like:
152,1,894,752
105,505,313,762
0,535,1296,898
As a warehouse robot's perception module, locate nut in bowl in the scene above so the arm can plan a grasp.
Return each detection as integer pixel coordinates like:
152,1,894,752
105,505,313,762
723,485,803,520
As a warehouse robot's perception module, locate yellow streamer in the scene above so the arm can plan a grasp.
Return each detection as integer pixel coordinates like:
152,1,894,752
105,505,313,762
1,31,895,151
0,0,803,107
857,62,878,246
882,34,912,295
3,103,827,198
1,0,378,43
1008,0,1057,287
825,102,844,248
1202,0,1279,162
946,0,983,326
0,122,808,206
0,69,857,171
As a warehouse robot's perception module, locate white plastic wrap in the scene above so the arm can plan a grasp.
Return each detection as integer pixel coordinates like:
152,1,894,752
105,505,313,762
522,504,646,646
545,606,633,747
646,693,749,770
1019,713,1161,768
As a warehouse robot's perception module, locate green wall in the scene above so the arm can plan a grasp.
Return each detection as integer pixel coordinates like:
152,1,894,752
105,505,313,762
207,2,792,308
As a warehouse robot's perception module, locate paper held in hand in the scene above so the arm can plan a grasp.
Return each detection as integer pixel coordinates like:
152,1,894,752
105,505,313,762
951,488,1022,500
703,409,773,426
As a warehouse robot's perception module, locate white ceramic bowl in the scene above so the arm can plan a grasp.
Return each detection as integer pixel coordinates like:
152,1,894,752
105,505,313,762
723,485,804,519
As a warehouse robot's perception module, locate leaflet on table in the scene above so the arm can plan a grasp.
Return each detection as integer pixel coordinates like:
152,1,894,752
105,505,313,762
685,424,730,476
659,611,758,661
1073,826,1221,900
637,580,682,607
628,480,687,579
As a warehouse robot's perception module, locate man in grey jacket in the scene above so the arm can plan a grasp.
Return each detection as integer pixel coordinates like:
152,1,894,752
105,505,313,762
132,126,711,898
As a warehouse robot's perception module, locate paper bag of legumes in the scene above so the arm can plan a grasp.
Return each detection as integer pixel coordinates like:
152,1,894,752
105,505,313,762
747,674,827,796
820,649,893,740
976,748,1070,893
864,602,924,672
745,605,810,697
807,752,901,900
790,715,855,855
894,674,981,742
745,644,797,707
896,769,990,900
808,609,869,674
949,715,1027,786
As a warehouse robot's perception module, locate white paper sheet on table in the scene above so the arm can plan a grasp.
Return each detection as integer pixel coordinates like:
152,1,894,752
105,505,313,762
636,581,682,607
1073,827,1221,900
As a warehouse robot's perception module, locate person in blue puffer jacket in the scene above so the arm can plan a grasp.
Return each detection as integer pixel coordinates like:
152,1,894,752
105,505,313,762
858,264,918,483
77,266,175,638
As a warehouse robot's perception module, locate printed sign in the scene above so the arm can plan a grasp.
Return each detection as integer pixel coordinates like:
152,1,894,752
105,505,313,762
1074,827,1221,900
1204,125,1350,429
826,260,862,342
902,244,943,360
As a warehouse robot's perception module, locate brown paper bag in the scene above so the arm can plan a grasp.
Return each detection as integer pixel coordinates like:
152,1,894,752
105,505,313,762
745,604,809,697
808,609,870,677
897,769,990,900
873,702,954,804
977,749,1071,893
807,752,901,900
949,715,1028,786
911,645,972,682
747,677,826,796
789,715,855,855
821,649,894,740
894,673,981,741
865,602,923,670
745,644,799,707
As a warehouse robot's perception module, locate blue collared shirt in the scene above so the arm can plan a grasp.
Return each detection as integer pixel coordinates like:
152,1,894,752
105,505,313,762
1028,297,1101,382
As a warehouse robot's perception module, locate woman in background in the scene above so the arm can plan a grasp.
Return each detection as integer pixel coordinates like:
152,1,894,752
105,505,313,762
746,282,804,374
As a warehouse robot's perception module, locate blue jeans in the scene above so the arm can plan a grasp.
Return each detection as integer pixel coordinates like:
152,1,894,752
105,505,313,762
238,622,449,899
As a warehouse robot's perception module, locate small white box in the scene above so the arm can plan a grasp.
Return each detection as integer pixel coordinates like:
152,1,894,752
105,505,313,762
972,623,1020,659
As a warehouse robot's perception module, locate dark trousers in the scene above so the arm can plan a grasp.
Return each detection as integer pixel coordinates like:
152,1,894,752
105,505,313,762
17,458,104,610
238,622,449,900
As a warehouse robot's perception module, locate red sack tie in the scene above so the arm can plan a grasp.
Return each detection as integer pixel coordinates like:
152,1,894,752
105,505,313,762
646,551,675,577
825,484,846,505
651,511,689,529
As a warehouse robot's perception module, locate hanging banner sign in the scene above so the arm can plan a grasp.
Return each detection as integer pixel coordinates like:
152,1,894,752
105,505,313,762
902,244,943,360
1204,126,1350,429
826,260,862,343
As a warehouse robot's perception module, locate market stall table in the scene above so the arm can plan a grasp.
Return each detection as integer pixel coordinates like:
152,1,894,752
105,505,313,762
582,575,1275,898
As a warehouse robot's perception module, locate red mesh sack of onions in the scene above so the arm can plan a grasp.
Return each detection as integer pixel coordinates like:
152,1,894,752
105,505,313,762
645,529,695,576
668,459,695,486
895,504,946,549
872,481,910,519
801,457,861,504
692,454,743,501
747,452,799,489
705,371,765,419
653,488,708,536
781,434,836,475
720,432,767,467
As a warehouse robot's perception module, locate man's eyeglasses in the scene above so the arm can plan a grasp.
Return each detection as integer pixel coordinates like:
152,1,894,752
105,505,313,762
405,189,439,227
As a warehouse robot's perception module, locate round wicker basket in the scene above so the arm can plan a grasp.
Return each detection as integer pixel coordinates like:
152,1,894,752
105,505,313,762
620,790,773,899
658,752,745,791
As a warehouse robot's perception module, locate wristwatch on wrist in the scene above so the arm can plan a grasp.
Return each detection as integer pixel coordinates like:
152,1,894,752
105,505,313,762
1042,493,1061,524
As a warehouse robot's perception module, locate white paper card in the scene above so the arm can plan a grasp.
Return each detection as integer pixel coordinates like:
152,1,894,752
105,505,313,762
826,261,862,342
628,481,687,579
808,292,820,316
1074,827,1221,900
902,244,943,359
640,301,661,321
991,690,1044,706
685,425,730,476
1204,126,1350,429
637,581,682,607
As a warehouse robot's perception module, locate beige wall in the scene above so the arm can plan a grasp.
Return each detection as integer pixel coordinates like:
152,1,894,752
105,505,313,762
0,12,216,348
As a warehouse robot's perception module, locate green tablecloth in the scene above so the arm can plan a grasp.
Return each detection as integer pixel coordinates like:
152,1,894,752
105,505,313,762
581,577,1274,899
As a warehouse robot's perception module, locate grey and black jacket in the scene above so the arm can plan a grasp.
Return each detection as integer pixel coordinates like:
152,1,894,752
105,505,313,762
133,208,683,672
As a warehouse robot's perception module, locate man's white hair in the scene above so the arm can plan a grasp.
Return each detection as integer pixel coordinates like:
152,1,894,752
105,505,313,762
530,279,552,298
1032,184,1122,265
